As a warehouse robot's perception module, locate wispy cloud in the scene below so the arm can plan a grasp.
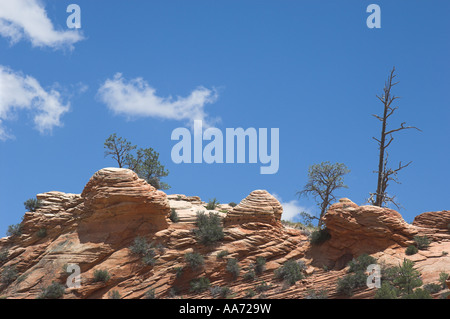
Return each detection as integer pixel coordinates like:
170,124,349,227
272,193,313,222
0,0,83,50
0,65,70,140
97,73,219,127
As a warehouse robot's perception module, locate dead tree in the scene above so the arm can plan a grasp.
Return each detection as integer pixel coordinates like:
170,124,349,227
369,67,421,208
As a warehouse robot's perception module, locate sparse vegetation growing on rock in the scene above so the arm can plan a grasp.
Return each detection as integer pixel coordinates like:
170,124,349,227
144,288,156,299
413,236,431,250
274,260,304,286
228,202,237,208
0,266,18,286
6,224,22,237
169,208,179,223
193,211,224,246
0,250,8,265
93,269,111,283
205,198,219,210
439,272,449,289
38,282,65,299
24,198,42,212
309,228,331,245
108,290,121,299
337,254,377,296
190,277,211,293
254,257,266,275
36,228,47,238
405,245,418,255
304,288,328,299
423,283,442,294
216,250,229,259
129,236,157,266
347,254,377,273
184,252,204,271
226,258,240,279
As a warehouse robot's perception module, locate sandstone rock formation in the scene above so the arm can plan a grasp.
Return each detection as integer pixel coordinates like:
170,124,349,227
0,171,449,300
223,190,282,226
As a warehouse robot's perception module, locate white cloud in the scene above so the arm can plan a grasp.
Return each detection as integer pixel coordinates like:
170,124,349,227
0,0,83,49
272,193,314,222
97,73,219,127
0,65,70,140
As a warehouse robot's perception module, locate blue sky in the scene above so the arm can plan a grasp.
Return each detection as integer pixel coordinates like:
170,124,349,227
0,0,449,236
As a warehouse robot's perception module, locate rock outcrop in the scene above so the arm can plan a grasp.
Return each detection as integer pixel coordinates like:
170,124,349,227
223,190,282,226
0,171,449,300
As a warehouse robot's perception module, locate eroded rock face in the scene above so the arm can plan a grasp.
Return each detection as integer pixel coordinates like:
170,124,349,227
323,198,418,256
78,168,170,243
224,190,282,226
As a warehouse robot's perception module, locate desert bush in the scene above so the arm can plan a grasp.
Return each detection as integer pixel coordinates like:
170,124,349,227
439,272,449,289
24,198,42,212
413,236,431,250
255,281,270,293
393,259,422,295
304,288,328,299
254,257,266,275
405,245,418,255
38,282,65,299
374,282,398,299
6,224,22,237
245,289,256,298
226,258,240,279
170,208,179,223
0,250,8,265
36,228,47,238
129,236,157,266
423,283,442,294
0,266,18,285
347,253,377,273
210,286,231,298
93,269,110,283
402,288,432,299
274,260,304,286
108,290,121,299
228,202,237,208
309,228,331,245
216,250,229,259
185,252,204,271
190,277,210,293
193,211,224,246
145,288,156,299
206,198,219,210
336,271,367,296
175,267,184,278
243,268,256,281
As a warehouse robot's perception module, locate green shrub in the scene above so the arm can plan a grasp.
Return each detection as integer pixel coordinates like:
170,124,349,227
170,208,179,223
336,271,367,296
6,224,22,237
274,260,304,286
24,198,42,212
210,286,231,298
36,228,47,238
228,202,237,208
216,250,229,259
129,236,149,255
254,257,266,275
304,288,328,299
245,289,256,298
255,281,270,293
93,269,110,283
145,288,156,299
402,288,432,299
190,277,210,293
108,290,121,299
413,236,431,250
193,211,224,246
226,258,240,279
243,268,256,281
439,272,449,289
374,282,398,299
405,245,418,255
129,236,157,266
184,252,204,271
309,228,331,245
206,198,219,210
393,259,422,295
175,267,184,278
347,254,377,273
0,250,8,265
423,283,442,294
0,266,18,285
38,282,65,299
